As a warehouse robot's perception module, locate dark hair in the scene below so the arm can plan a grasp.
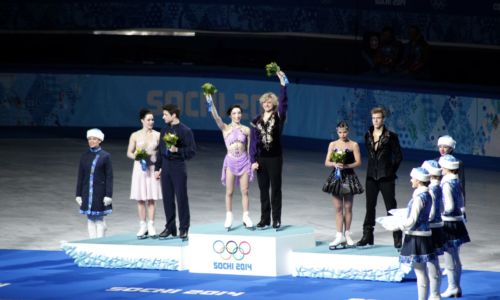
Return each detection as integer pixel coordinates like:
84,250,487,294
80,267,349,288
226,104,242,116
162,104,181,118
139,108,153,120
336,121,349,130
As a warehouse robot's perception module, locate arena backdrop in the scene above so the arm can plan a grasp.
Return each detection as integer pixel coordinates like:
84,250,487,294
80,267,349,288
2,0,500,46
0,73,498,158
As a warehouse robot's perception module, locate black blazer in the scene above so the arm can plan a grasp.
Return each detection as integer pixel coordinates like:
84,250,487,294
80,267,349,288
365,126,403,180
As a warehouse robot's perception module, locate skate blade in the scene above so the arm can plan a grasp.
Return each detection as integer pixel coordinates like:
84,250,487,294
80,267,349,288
275,224,290,232
329,243,347,250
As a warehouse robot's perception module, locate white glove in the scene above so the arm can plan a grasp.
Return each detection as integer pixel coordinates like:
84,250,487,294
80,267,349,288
103,196,112,206
75,196,82,206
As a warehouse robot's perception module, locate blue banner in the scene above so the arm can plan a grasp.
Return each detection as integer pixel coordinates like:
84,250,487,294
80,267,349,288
0,72,499,157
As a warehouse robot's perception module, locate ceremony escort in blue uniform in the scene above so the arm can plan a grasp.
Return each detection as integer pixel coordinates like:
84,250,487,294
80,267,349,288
382,167,440,300
439,154,470,298
155,104,196,240
422,160,446,256
75,128,113,239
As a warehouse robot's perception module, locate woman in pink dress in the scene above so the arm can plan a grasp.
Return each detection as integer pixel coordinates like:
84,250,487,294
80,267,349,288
205,94,254,230
127,109,162,238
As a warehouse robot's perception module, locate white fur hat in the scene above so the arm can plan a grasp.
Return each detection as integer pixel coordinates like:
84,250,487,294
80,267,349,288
437,135,456,149
439,154,460,170
410,167,430,182
421,160,442,176
86,128,104,141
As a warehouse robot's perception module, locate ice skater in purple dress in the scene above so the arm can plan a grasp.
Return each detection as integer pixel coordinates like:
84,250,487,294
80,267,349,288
205,94,254,230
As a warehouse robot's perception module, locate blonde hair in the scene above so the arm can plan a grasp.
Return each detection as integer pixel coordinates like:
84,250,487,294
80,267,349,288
371,107,386,118
259,92,278,111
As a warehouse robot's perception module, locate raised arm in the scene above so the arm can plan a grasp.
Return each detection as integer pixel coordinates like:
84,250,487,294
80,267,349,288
205,94,226,131
276,71,288,122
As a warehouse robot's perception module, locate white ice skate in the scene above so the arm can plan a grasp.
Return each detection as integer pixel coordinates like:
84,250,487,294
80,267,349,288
344,230,356,248
136,221,148,239
224,211,233,231
242,211,254,230
147,220,158,239
329,232,347,250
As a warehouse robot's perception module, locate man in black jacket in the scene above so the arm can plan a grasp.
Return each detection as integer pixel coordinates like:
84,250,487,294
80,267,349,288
357,107,403,249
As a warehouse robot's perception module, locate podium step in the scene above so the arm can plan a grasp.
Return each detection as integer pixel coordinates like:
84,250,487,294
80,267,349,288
188,223,315,276
291,242,410,282
61,233,188,270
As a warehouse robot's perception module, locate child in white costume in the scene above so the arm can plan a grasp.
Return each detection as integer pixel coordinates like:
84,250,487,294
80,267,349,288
422,160,446,299
382,167,440,300
439,154,470,298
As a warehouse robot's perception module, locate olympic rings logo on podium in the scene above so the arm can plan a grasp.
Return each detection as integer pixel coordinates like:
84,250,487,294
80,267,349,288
212,240,251,261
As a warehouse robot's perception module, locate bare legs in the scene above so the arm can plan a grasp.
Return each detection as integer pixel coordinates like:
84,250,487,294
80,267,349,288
224,169,252,228
332,194,353,232
330,194,354,248
137,200,156,222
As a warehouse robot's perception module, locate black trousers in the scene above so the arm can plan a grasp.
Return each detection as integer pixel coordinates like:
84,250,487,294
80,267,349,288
256,156,283,223
363,176,402,241
160,160,190,232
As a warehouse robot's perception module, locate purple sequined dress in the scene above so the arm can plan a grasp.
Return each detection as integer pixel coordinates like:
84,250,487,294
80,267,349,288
221,127,254,186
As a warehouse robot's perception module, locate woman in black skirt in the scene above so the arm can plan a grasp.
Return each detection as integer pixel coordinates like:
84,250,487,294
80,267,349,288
323,121,364,249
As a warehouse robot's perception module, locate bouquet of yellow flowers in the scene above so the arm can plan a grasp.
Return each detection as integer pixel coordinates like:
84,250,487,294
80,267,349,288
163,132,179,149
265,62,280,77
330,148,347,164
134,148,150,171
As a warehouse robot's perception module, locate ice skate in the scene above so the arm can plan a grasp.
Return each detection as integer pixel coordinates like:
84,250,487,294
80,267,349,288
344,230,356,248
256,220,270,230
224,211,233,231
273,220,281,231
242,211,254,230
136,221,148,239
329,232,347,250
147,220,158,239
